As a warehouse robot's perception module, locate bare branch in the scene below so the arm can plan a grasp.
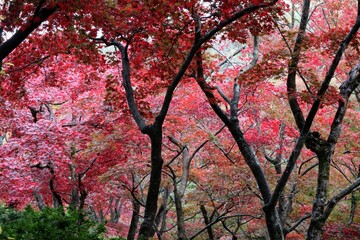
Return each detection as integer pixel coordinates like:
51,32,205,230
215,86,231,104
189,214,260,240
300,162,318,177
165,145,186,166
328,63,360,143
323,177,360,220
79,157,98,178
284,213,311,234
298,155,318,175
237,35,259,76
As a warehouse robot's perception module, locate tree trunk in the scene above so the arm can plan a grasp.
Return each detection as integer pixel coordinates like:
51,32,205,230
306,147,332,240
138,128,164,239
128,199,141,240
195,56,284,239
263,208,284,240
34,190,46,211
346,191,357,226
79,189,87,211
279,179,296,225
69,187,79,210
88,206,98,221
174,180,187,240
228,124,284,240
200,205,215,240
347,166,359,226
158,187,169,235
99,209,105,222
110,197,122,223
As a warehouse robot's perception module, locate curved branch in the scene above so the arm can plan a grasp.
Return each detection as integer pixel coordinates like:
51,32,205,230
323,177,360,221
298,155,318,175
155,1,278,127
113,40,149,133
300,162,318,177
199,1,278,45
189,214,260,240
286,0,310,130
328,63,360,143
284,213,311,234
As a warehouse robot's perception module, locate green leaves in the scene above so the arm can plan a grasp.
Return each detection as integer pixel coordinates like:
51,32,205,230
0,206,106,240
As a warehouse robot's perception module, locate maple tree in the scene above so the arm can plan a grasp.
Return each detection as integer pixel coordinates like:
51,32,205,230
89,1,280,239
194,0,360,239
0,0,359,240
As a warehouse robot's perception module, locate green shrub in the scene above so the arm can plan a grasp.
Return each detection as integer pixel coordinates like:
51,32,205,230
0,205,106,240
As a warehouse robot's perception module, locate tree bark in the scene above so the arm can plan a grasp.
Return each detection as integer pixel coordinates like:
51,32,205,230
305,61,360,239
229,123,284,240
110,197,122,223
195,49,284,239
128,199,141,240
284,0,360,238
200,205,215,240
347,185,357,226
306,147,332,240
158,187,170,236
138,128,164,239
69,187,79,210
34,190,46,211
0,4,58,63
173,177,187,240
279,179,296,225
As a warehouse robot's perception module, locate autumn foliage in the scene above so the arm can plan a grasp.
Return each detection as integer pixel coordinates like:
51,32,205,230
0,1,359,240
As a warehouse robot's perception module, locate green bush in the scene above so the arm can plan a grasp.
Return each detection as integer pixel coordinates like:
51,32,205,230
0,205,106,240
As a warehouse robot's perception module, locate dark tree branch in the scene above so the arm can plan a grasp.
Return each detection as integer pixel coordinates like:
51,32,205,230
328,63,360,143
78,157,97,178
34,0,46,16
323,177,360,220
215,86,231,104
300,162,319,177
165,144,186,166
0,3,58,63
230,82,241,120
30,161,63,208
116,42,149,133
346,191,357,226
189,124,227,162
267,1,360,211
298,155,318,175
286,0,310,130
29,106,40,123
156,1,278,127
199,1,278,45
196,52,231,126
189,214,260,240
122,183,146,208
284,213,311,234
7,55,50,73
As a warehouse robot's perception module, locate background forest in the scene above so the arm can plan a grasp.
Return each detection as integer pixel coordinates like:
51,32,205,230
0,0,359,239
